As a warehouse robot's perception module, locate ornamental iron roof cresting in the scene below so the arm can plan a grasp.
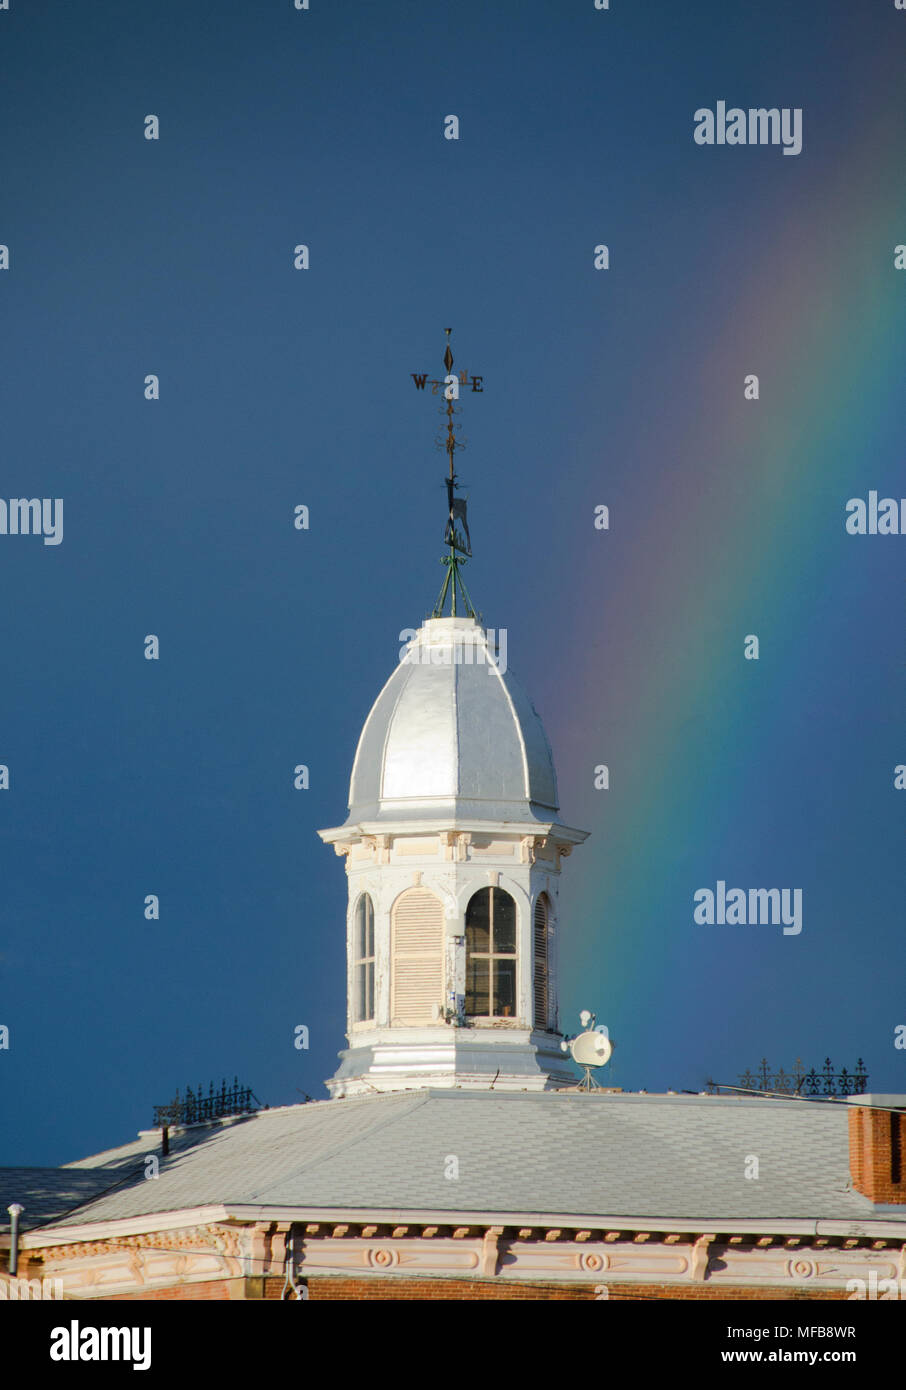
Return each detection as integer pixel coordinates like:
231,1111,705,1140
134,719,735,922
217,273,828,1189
706,1057,868,1099
153,1077,261,1129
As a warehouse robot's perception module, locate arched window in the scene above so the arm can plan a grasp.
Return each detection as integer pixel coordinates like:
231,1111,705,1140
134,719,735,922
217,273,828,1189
390,888,444,1025
353,894,375,1023
465,887,517,1019
533,893,550,1029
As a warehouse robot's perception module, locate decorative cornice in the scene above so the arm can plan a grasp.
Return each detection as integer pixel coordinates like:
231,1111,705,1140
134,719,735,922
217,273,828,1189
14,1212,906,1297
17,1199,906,1258
25,1223,243,1263
289,1226,905,1290
319,819,590,848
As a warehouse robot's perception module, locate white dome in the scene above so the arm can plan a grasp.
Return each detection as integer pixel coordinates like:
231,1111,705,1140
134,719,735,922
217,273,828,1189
346,616,559,824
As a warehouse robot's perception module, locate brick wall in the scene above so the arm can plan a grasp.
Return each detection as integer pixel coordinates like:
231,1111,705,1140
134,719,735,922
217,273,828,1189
849,1106,906,1203
256,1276,851,1301
107,1280,243,1301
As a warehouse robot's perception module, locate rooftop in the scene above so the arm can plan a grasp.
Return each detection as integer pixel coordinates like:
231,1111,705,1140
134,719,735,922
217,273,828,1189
4,1089,899,1239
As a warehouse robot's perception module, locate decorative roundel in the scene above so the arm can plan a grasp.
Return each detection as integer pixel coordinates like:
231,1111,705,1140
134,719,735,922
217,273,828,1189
368,1247,400,1269
789,1258,816,1279
580,1251,607,1273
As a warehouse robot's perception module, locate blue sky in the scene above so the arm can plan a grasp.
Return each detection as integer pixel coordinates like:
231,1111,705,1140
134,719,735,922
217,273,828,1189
1,0,903,1165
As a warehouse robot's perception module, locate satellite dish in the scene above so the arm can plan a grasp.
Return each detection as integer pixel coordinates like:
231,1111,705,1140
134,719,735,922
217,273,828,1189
570,1030,613,1068
560,1010,614,1090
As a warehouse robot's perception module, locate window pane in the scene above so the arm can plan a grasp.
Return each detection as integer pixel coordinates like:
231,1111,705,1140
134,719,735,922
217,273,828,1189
356,894,374,959
492,890,516,953
494,958,516,1017
465,889,491,952
355,960,375,1022
466,956,489,1017
355,897,365,959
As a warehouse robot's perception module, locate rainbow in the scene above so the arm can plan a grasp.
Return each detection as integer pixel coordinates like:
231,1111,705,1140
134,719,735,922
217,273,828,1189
547,106,906,1090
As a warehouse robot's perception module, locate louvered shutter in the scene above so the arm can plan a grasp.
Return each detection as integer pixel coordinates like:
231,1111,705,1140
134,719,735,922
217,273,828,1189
391,888,444,1024
533,894,549,1028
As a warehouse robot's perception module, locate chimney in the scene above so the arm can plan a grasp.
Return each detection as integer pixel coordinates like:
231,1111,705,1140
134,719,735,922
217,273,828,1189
848,1096,906,1203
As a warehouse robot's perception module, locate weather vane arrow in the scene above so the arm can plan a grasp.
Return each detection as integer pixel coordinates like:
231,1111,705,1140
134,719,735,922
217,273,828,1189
410,334,484,396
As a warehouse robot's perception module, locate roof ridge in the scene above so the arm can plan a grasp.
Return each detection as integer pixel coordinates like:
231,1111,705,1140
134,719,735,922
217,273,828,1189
486,645,531,801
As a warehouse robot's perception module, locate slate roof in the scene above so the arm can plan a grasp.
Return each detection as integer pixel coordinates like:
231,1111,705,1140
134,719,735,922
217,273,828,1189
2,1089,889,1236
0,1167,120,1229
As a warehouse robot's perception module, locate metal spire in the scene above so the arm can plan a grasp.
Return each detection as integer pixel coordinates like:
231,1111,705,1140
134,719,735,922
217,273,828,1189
410,329,484,619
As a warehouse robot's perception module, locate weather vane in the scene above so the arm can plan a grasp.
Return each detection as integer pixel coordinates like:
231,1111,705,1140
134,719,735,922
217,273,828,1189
411,329,484,619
